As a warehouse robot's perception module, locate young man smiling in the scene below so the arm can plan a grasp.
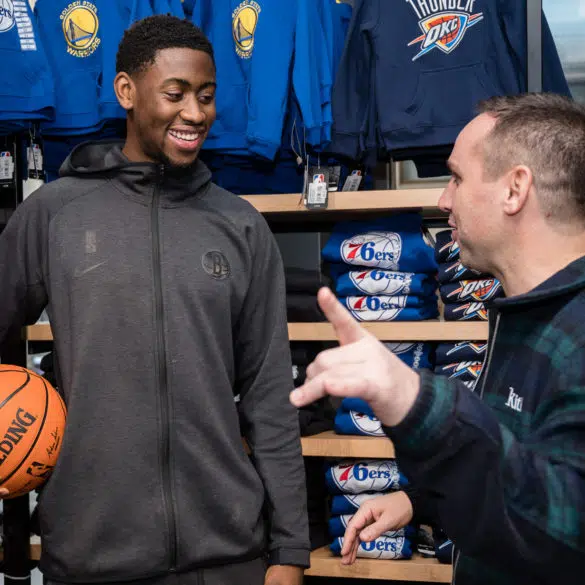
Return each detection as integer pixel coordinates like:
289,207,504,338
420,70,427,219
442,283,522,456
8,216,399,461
0,15,309,585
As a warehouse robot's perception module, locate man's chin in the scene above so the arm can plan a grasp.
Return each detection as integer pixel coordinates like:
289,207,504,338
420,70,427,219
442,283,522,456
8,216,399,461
161,152,199,171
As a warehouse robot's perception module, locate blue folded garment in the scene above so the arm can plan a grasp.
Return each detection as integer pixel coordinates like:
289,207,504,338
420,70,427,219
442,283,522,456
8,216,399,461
435,229,460,263
331,493,383,515
325,460,407,495
328,515,416,540
444,302,488,321
335,409,384,437
440,279,502,303
330,536,413,560
384,342,433,369
438,260,487,284
332,268,437,298
434,361,484,385
435,342,487,366
341,296,439,322
322,215,437,273
340,398,375,418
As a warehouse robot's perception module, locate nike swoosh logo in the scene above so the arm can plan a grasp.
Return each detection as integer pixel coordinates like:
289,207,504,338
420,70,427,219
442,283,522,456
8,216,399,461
74,260,107,278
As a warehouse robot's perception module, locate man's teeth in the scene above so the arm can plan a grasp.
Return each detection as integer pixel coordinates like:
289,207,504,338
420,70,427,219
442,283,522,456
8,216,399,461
170,130,199,141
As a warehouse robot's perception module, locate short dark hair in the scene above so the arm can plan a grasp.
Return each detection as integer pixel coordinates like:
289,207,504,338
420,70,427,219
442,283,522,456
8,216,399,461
477,93,585,225
116,15,215,76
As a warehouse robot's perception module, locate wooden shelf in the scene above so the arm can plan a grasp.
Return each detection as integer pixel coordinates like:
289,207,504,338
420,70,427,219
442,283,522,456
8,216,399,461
301,431,394,458
306,546,452,582
29,321,488,343
240,188,443,214
0,542,41,561
26,323,52,341
289,320,488,341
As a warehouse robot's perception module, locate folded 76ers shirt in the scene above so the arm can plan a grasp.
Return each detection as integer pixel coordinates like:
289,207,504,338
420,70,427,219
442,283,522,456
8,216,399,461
330,536,413,560
322,215,437,273
335,409,384,437
325,460,407,495
329,515,416,539
341,296,439,322
331,493,383,515
440,279,503,303
332,268,437,297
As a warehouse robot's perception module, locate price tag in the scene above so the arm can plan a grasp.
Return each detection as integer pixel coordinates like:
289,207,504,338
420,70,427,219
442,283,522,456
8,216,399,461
306,168,330,210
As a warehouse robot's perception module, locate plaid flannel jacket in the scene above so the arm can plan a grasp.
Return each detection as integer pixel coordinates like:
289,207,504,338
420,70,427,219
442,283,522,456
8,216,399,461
387,256,585,585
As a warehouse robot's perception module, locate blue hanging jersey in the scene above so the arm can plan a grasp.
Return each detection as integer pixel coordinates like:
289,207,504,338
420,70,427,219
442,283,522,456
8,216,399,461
99,0,149,122
0,0,54,133
35,0,104,135
151,0,184,17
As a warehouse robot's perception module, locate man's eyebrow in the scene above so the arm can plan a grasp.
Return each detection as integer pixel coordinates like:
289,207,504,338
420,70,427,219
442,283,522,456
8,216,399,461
161,79,217,91
447,160,461,175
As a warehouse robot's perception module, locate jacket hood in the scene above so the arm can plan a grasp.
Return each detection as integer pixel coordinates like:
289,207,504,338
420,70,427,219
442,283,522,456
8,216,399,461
59,140,213,204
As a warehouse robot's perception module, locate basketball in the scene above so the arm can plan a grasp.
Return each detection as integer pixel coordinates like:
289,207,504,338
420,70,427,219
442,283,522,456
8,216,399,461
0,365,66,498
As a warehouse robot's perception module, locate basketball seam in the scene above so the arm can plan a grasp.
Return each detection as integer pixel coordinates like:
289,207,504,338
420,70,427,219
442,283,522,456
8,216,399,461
0,368,31,410
0,374,50,487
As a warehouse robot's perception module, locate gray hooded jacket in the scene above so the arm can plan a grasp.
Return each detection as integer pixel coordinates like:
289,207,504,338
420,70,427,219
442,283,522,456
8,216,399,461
0,142,309,582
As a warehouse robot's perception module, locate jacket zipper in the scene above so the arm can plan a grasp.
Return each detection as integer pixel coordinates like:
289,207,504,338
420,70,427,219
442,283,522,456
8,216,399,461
452,311,501,585
479,312,501,399
151,165,178,570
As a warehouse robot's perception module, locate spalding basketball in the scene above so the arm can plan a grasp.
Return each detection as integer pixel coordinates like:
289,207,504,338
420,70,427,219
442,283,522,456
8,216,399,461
0,365,66,498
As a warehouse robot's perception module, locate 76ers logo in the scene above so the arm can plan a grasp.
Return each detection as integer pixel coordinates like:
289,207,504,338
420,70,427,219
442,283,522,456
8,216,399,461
406,1,484,62
341,232,403,270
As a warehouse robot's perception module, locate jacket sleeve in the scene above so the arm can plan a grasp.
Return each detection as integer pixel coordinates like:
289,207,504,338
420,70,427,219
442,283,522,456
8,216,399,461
0,195,49,347
292,0,327,149
330,0,374,160
385,368,585,582
246,3,296,160
234,214,310,568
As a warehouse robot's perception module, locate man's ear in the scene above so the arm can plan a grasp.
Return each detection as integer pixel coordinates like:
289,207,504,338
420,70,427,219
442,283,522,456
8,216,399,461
114,72,135,112
503,165,533,216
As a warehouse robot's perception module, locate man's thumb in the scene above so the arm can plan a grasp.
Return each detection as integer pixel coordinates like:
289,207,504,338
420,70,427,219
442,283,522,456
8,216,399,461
318,287,367,345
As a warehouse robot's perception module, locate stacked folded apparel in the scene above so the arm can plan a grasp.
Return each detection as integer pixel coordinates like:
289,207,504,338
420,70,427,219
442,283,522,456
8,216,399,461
334,342,433,437
285,267,328,322
433,341,488,391
326,460,413,560
435,230,503,321
323,214,438,322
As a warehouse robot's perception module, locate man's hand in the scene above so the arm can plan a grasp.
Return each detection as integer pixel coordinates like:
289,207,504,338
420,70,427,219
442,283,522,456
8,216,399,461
264,565,304,585
341,491,414,566
0,488,9,498
289,288,421,427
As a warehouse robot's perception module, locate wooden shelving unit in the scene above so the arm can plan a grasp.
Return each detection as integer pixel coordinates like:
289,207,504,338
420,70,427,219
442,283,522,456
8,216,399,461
289,320,488,341
306,547,452,582
0,542,41,562
28,320,488,342
22,188,459,583
301,430,395,458
241,188,443,214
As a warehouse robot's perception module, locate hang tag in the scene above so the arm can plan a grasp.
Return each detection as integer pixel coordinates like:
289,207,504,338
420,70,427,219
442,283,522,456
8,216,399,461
342,169,363,192
27,140,45,180
328,165,341,192
0,150,15,187
306,167,330,210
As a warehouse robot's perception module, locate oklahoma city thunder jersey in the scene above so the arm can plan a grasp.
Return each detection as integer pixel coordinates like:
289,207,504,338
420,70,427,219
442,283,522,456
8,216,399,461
35,0,103,135
0,0,54,133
